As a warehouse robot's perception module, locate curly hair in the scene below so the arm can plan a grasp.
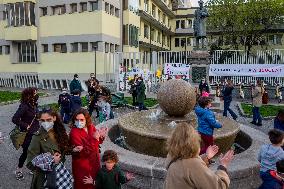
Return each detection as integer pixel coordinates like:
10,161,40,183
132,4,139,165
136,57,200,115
102,150,119,163
21,87,37,104
38,109,70,154
198,96,212,108
71,108,93,128
167,122,201,160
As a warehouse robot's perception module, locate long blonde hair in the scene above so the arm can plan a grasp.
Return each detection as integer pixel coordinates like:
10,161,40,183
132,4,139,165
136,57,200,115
167,123,201,160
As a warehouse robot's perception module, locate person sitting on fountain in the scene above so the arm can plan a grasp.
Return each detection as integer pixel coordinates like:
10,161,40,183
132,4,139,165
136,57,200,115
83,150,134,189
258,129,284,189
195,97,222,155
274,109,284,132
97,95,114,123
269,159,284,188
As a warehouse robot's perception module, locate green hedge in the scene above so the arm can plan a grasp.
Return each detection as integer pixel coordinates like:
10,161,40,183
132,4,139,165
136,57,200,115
0,91,45,103
124,97,158,107
241,103,284,117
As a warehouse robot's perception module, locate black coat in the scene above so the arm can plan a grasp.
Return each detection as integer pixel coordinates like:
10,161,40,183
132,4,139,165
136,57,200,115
71,96,82,113
12,103,40,148
199,82,210,93
222,86,234,101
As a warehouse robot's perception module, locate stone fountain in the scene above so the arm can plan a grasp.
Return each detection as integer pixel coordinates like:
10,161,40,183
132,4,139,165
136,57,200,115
118,79,240,157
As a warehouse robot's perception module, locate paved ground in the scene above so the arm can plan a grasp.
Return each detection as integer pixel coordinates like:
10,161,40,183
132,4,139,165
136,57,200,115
0,89,275,189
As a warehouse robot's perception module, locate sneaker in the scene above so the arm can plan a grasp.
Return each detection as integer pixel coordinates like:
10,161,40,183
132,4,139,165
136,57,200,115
250,121,256,125
256,123,262,126
209,159,216,165
15,171,24,180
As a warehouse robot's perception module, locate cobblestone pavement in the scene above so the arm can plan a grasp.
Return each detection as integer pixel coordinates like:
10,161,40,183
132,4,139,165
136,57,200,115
0,90,276,189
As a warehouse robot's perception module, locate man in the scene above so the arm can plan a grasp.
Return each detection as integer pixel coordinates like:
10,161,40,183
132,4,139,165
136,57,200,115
251,80,263,126
87,74,100,117
69,74,83,95
199,78,210,95
58,88,71,124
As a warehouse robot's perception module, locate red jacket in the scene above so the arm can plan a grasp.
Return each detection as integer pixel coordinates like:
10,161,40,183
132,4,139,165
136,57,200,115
70,124,103,189
270,170,284,189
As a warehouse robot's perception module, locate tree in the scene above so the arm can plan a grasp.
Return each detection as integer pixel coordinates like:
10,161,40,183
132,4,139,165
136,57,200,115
207,0,284,52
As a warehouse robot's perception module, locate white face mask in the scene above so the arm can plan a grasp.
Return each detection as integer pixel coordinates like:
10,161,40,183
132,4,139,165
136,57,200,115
40,122,54,132
75,121,85,129
62,91,67,94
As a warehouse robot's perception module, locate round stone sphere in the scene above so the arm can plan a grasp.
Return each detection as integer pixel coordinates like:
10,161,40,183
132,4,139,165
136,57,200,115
157,79,196,117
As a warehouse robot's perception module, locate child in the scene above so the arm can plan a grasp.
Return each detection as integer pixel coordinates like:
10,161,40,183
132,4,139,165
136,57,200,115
97,95,113,123
58,88,71,123
201,88,210,97
270,159,284,188
70,89,82,115
274,109,284,132
258,129,284,189
83,150,134,189
195,97,222,154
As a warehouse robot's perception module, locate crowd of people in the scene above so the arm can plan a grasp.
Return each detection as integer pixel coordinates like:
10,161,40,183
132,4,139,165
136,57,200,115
3,75,284,189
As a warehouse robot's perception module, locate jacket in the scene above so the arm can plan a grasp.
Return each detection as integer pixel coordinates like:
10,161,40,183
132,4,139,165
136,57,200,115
274,118,284,132
258,144,284,172
26,128,64,189
137,81,146,103
222,86,234,101
96,165,128,189
252,86,263,107
164,156,230,189
69,79,83,94
69,124,104,189
199,82,210,93
12,102,40,148
58,93,71,112
195,106,222,136
70,96,82,113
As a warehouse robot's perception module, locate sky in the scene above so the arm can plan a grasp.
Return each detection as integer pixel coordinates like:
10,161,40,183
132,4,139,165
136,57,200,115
190,0,209,7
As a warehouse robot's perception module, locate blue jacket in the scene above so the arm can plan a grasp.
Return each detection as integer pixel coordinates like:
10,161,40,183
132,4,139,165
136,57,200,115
195,106,222,136
274,118,284,132
70,96,82,113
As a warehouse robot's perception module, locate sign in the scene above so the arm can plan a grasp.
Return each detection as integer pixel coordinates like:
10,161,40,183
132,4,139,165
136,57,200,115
164,63,190,79
209,64,284,77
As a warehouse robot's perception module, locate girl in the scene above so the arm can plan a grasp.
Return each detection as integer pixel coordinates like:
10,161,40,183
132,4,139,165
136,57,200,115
26,108,71,188
69,109,108,189
97,95,113,123
12,87,40,180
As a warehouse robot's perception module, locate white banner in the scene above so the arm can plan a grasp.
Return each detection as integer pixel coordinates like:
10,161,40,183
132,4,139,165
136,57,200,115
164,63,190,79
209,64,284,77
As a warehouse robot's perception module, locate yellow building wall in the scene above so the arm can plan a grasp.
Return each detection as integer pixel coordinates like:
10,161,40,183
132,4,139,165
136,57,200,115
0,21,6,39
123,10,140,28
40,12,120,38
4,26,37,41
0,55,39,72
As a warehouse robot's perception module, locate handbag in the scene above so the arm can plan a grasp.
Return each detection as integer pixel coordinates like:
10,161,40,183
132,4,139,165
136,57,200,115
45,163,73,189
10,115,36,150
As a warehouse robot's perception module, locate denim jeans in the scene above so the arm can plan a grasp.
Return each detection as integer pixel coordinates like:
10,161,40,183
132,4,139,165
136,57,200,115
60,108,70,124
223,100,237,119
253,106,262,124
259,171,281,189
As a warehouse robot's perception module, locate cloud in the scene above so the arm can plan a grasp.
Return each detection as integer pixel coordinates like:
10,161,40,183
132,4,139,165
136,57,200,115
190,0,209,7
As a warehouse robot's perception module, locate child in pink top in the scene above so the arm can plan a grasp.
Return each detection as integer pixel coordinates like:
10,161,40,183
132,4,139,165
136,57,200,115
201,89,210,97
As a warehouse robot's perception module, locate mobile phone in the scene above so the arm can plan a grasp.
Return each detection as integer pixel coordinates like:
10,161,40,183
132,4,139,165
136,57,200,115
231,143,236,151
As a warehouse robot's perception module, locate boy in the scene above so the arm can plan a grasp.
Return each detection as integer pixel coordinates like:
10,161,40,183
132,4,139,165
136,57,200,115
70,89,82,115
83,150,134,189
58,88,71,123
195,97,222,154
258,129,284,189
97,95,113,123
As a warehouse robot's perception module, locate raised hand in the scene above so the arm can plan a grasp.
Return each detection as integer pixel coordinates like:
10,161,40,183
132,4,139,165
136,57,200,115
94,131,100,141
126,172,135,181
98,127,108,138
83,175,94,185
206,145,219,160
219,149,234,169
73,146,83,152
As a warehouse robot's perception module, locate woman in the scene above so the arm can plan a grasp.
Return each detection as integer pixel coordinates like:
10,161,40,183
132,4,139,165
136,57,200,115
137,77,147,111
26,108,71,189
69,108,107,189
12,87,40,180
164,122,234,189
222,80,238,120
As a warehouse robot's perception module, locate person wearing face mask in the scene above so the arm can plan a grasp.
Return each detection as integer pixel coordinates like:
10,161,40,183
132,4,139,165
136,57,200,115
69,108,108,189
199,78,210,95
12,87,40,180
70,74,83,95
136,76,148,111
26,108,72,189
194,97,222,155
58,88,71,124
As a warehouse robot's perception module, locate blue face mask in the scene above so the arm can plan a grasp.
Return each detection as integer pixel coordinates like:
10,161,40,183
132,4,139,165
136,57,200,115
75,121,85,129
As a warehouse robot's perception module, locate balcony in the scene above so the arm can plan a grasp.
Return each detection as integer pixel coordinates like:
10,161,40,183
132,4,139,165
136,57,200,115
152,0,175,18
3,0,36,3
175,28,194,34
139,10,174,35
4,26,37,41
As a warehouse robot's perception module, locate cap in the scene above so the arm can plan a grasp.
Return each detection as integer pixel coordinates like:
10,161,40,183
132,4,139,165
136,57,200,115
74,74,78,78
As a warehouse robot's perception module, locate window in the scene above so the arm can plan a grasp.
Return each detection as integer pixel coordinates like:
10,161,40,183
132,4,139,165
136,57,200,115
151,28,155,41
187,38,191,46
144,25,149,38
188,20,192,28
276,34,283,45
152,4,156,17
110,5,115,15
110,44,115,53
40,7,47,16
71,43,78,52
70,4,77,13
105,3,110,13
0,46,2,55
158,10,161,21
128,25,139,47
52,5,66,15
162,14,165,24
157,32,161,43
176,20,180,29
18,42,37,62
90,1,98,11
115,45,119,52
80,2,87,12
5,46,10,54
181,38,186,47
144,0,149,12
42,44,48,53
2,11,6,20
81,42,88,52
175,38,179,47
115,8,119,17
181,20,185,29
54,44,67,53
91,42,98,51
105,43,109,53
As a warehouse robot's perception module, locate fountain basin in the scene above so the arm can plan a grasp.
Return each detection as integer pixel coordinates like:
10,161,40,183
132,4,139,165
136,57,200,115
118,110,240,157
99,119,268,189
